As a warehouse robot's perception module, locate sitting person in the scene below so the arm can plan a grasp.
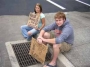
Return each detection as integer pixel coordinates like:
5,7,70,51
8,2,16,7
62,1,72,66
21,3,45,40
37,11,74,67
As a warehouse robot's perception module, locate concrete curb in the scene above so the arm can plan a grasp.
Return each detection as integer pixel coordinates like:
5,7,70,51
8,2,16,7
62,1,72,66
5,42,20,67
58,53,75,67
49,46,75,67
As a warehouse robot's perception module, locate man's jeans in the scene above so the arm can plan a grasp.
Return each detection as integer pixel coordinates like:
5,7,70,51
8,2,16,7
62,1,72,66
21,25,39,40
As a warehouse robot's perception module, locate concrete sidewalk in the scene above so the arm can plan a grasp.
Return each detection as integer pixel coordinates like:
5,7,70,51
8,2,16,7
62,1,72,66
0,11,90,67
64,12,90,67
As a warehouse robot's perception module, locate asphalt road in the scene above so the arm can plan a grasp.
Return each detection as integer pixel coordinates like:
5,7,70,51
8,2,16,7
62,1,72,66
0,0,90,15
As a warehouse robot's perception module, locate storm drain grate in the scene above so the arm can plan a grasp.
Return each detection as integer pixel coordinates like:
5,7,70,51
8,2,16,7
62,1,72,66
12,42,51,67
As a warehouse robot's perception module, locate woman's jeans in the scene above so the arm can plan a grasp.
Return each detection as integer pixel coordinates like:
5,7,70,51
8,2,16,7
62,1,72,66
21,25,39,40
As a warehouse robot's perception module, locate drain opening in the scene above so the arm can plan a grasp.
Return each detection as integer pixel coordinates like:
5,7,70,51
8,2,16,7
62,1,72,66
12,42,51,67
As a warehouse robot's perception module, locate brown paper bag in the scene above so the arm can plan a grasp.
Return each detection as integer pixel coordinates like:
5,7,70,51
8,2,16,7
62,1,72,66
27,12,40,29
29,38,48,64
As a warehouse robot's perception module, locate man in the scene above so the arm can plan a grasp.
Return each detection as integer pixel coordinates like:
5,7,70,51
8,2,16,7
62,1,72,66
37,11,74,67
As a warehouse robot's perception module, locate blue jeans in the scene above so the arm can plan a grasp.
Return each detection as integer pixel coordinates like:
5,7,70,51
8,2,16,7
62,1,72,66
21,25,39,40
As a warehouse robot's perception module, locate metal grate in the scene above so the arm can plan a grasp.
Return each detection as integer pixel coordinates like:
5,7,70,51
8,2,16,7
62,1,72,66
12,42,51,67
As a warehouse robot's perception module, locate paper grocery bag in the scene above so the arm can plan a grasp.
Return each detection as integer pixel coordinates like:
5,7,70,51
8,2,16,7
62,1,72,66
27,12,40,29
29,38,48,64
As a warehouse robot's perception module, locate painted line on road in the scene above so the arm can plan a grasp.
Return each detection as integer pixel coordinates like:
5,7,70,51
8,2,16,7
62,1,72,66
76,0,90,7
46,0,66,10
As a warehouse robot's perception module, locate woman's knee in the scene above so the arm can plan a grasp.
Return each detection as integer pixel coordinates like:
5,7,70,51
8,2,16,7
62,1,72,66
20,25,27,29
21,25,25,30
27,31,32,36
20,26,23,29
43,32,50,39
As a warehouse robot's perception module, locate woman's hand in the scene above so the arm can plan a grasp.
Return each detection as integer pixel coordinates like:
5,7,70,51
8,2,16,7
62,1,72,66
35,27,41,31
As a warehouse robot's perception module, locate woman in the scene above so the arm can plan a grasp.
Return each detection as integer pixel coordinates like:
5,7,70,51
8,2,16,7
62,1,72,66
21,3,45,40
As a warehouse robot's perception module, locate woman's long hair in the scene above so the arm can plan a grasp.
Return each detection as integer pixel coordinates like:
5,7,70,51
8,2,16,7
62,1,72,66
34,3,42,13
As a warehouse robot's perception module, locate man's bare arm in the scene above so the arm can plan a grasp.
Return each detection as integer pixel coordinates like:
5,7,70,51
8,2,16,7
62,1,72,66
41,38,56,44
38,30,45,38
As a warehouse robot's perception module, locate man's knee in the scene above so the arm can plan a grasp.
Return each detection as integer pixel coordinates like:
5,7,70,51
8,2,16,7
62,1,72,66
43,32,50,39
53,44,60,49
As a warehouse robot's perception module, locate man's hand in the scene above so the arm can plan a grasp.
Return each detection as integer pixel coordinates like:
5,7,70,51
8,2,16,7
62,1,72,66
37,36,43,44
37,35,42,39
37,38,43,44
40,37,45,42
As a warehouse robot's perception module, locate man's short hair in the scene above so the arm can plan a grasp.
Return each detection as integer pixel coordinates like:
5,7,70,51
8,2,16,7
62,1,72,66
54,11,66,20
